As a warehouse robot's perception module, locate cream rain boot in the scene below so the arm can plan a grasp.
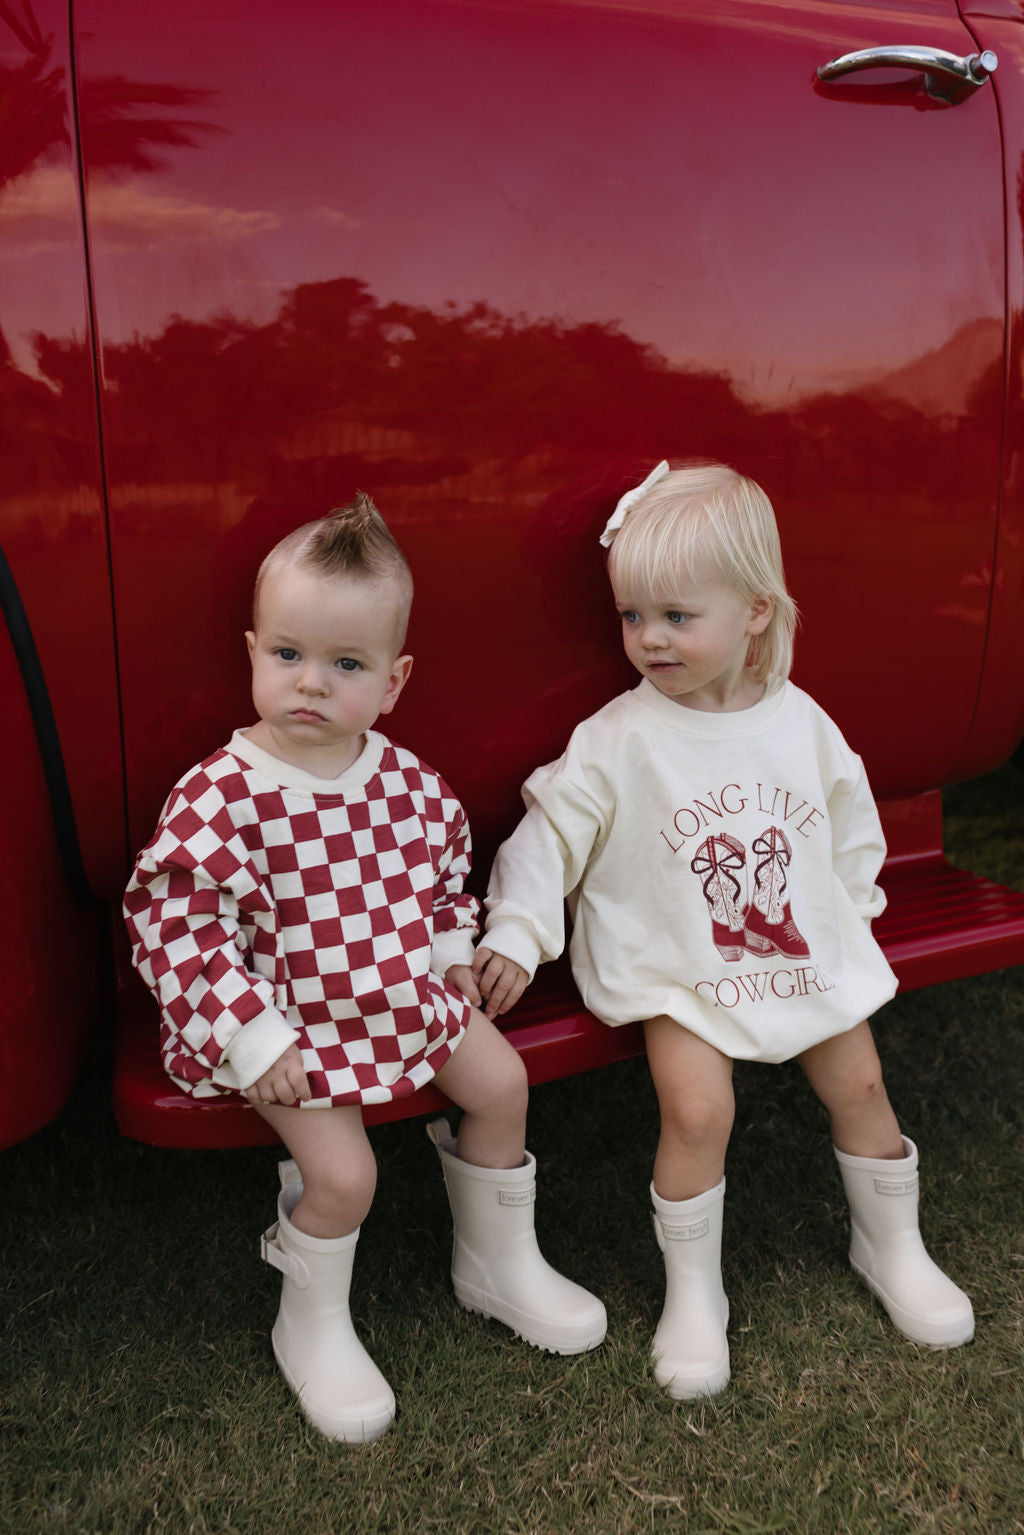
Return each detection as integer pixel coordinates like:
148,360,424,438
260,1160,396,1442
834,1136,974,1348
651,1177,730,1399
427,1118,607,1354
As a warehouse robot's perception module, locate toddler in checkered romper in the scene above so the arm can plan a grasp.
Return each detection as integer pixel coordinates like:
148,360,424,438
124,495,605,1443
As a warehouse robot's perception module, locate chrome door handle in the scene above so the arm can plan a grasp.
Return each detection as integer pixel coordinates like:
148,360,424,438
817,45,997,102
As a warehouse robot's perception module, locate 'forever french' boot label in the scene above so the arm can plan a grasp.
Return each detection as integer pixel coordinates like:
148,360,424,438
499,1189,536,1207
661,1217,710,1241
873,1175,918,1196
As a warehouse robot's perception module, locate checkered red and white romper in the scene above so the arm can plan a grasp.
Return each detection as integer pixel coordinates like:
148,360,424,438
124,730,479,1108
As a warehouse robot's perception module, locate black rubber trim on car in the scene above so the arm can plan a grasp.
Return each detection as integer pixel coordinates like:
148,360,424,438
0,543,95,907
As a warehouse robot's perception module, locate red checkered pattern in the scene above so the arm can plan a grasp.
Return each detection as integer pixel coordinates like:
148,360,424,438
124,735,479,1106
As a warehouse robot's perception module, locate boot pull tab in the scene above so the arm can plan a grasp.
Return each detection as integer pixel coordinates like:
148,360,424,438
260,1222,310,1286
426,1117,455,1151
278,1158,302,1191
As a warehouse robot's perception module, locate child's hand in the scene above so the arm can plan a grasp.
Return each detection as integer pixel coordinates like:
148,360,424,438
244,1043,311,1107
472,948,529,1019
445,963,482,1007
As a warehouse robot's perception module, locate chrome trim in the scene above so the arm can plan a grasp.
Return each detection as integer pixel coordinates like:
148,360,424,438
818,45,997,102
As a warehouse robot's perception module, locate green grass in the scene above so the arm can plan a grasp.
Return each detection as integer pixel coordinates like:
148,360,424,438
2,766,1023,1533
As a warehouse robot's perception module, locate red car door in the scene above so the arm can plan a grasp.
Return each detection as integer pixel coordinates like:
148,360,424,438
68,0,1010,856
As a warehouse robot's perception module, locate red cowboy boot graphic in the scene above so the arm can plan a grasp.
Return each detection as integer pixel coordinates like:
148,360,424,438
691,833,749,961
745,826,810,958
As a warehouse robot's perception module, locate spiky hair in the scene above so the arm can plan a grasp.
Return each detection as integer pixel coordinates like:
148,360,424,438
253,492,413,648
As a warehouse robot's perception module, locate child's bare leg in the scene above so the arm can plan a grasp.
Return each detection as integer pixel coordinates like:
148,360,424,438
254,1101,376,1238
254,1101,394,1442
801,1020,972,1347
644,1015,735,1199
643,1016,732,1399
797,1021,903,1159
428,1005,606,1354
432,1007,528,1169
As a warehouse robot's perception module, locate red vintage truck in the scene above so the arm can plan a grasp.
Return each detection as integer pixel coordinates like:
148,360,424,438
3,0,1024,1150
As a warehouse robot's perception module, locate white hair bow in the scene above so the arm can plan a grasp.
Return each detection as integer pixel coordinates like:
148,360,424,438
599,460,670,547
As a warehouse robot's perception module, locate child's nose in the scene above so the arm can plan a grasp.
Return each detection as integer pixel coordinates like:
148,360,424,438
297,664,328,694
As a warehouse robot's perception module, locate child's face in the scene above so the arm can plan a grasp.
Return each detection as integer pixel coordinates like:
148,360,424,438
245,563,411,777
612,562,772,713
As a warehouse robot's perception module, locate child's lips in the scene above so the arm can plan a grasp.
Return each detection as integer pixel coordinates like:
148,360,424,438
290,708,325,722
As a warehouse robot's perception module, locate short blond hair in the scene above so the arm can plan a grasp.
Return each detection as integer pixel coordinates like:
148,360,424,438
253,492,413,650
606,463,797,690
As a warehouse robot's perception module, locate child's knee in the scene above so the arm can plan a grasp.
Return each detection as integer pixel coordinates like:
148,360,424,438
837,1069,888,1114
811,1052,889,1117
483,1054,529,1129
304,1139,378,1214
660,1081,734,1147
490,1043,529,1119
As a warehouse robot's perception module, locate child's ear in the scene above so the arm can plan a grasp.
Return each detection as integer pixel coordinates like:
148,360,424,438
378,654,413,716
747,596,774,636
245,631,256,663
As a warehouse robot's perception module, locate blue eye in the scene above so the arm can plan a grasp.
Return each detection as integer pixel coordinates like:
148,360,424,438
666,611,689,625
336,657,361,671
620,610,639,625
276,647,298,661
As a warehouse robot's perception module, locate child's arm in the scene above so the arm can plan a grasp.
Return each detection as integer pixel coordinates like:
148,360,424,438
124,789,301,1095
428,796,483,982
827,753,889,922
475,759,607,1015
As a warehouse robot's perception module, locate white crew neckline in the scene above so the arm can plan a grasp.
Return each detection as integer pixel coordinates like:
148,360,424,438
227,727,386,794
632,677,790,736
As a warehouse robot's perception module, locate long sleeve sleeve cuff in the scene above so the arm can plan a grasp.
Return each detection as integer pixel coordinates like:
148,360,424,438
479,919,543,983
214,1009,301,1092
858,885,887,923
432,926,477,976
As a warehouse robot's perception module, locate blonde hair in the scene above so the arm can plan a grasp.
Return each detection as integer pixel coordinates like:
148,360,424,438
606,463,797,690
253,492,413,649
